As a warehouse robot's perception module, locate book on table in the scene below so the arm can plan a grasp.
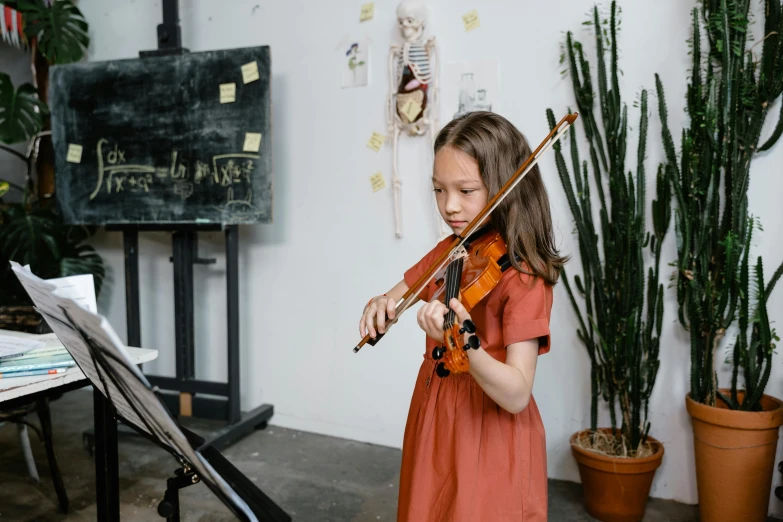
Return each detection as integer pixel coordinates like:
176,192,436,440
0,351,75,374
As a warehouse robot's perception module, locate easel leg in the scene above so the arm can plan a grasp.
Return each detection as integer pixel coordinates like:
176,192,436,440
172,231,196,417
94,389,120,521
226,225,241,424
123,230,142,349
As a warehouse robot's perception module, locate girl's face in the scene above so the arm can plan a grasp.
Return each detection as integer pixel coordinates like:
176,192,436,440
432,146,489,236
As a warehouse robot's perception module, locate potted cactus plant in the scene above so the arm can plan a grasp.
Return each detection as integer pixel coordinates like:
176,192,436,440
546,3,669,521
656,0,783,520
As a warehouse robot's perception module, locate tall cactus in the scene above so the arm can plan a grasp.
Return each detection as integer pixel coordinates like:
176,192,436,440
656,0,783,409
547,1,670,454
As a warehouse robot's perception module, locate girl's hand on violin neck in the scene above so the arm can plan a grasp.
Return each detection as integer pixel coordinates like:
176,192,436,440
417,298,473,343
360,295,396,338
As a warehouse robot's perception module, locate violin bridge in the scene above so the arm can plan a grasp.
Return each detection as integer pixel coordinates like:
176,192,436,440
450,245,468,261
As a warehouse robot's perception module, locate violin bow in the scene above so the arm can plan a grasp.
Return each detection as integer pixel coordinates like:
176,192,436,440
353,112,578,353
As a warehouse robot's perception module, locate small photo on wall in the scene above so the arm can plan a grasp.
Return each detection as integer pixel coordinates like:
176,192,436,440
342,40,369,88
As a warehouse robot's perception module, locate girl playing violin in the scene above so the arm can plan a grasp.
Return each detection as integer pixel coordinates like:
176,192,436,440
359,111,567,521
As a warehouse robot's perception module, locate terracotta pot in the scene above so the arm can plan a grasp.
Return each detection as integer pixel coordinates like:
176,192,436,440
570,428,664,522
686,391,783,522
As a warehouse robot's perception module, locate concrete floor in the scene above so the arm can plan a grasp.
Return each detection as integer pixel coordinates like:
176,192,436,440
0,389,779,521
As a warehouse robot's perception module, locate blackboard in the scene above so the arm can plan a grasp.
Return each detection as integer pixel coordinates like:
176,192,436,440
49,45,272,226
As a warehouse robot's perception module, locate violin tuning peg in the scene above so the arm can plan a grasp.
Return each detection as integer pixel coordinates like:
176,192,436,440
468,335,480,349
462,319,476,334
462,343,470,351
431,347,445,360
436,362,450,378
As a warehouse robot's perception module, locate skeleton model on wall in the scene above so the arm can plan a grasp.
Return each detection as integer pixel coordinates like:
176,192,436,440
387,0,439,238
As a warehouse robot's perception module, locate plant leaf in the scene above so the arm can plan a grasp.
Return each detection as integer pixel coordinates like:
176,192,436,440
0,73,47,144
19,0,90,65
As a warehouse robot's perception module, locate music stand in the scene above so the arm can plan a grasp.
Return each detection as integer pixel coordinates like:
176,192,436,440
10,262,291,522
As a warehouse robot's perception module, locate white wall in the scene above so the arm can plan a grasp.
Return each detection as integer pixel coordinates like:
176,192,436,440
35,0,783,515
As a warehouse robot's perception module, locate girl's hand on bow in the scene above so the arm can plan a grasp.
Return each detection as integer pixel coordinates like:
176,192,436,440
417,298,473,342
360,294,397,338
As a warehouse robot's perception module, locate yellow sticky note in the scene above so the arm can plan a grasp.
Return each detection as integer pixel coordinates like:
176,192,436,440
462,10,480,32
367,131,386,152
243,132,262,152
360,2,375,22
220,83,236,103
401,99,422,121
66,144,83,163
241,61,260,84
370,172,386,192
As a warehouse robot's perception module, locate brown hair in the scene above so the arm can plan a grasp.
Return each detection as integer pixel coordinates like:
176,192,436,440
434,111,568,285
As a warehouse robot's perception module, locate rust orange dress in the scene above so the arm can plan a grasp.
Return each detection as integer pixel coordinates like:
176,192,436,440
397,235,553,522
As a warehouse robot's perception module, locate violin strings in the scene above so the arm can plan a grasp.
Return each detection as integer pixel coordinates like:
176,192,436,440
443,257,462,330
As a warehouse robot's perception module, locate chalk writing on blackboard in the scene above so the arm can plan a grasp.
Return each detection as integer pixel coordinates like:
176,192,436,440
89,138,261,205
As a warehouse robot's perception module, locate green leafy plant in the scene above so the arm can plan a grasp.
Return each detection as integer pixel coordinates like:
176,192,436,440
0,73,47,144
0,0,101,311
18,0,89,65
0,198,105,306
547,1,670,455
656,0,783,410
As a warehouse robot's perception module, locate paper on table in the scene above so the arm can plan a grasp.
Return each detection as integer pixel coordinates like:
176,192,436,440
0,335,45,358
9,261,257,521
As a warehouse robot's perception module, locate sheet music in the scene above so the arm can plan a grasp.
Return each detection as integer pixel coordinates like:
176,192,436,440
46,273,98,314
10,262,257,521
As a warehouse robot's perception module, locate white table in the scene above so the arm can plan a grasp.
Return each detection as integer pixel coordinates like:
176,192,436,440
0,329,158,520
0,331,158,403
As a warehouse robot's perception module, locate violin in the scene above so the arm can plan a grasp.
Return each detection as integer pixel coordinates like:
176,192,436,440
352,113,578,377
429,228,508,377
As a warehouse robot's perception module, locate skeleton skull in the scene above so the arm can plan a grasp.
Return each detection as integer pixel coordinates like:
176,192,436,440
396,0,428,42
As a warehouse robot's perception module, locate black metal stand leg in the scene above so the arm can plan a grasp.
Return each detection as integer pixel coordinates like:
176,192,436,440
35,398,69,513
157,467,199,521
94,389,120,521
82,229,143,454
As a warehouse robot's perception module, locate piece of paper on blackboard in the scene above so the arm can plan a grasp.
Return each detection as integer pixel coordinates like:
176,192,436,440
220,83,236,104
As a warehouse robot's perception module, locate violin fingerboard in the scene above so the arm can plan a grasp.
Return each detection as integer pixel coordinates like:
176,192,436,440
443,257,464,329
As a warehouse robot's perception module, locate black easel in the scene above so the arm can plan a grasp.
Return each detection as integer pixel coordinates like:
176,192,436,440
84,0,274,453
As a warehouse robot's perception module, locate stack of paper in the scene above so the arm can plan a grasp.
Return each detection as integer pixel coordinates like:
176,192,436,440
0,334,46,359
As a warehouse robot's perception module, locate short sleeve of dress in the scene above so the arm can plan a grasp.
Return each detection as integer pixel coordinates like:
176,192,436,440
403,236,455,289
501,270,553,355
